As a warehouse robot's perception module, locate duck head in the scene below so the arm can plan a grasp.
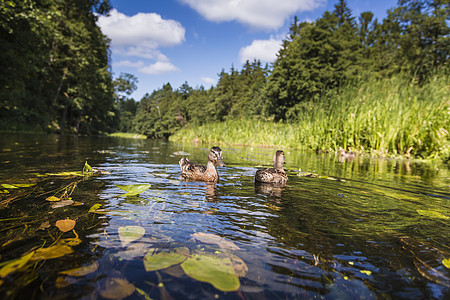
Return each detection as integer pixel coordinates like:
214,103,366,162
273,150,285,169
209,147,225,167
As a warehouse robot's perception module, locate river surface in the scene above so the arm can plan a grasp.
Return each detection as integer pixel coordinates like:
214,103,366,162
0,133,449,299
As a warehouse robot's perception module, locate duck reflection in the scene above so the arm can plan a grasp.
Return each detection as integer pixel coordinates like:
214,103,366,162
254,182,286,198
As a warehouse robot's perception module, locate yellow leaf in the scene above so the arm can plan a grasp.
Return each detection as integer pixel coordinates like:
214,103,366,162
0,251,35,278
443,258,450,269
59,262,99,277
46,196,60,202
31,244,73,261
360,270,372,276
100,278,135,299
56,219,76,232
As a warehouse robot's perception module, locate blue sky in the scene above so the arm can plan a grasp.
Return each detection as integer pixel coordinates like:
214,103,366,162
98,0,397,100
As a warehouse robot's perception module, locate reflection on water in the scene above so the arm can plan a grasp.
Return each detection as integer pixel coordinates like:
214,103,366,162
0,133,449,299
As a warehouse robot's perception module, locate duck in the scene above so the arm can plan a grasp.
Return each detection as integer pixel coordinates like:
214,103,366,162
255,150,288,184
338,148,356,162
179,147,225,182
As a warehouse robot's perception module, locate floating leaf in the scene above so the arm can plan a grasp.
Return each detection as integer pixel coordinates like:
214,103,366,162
0,251,35,278
360,270,372,276
51,199,74,209
443,258,450,269
191,232,240,250
88,203,102,212
144,248,188,271
56,219,76,232
100,278,135,299
59,262,99,277
115,184,151,197
46,196,60,202
181,254,240,292
118,226,145,247
417,210,449,220
37,221,51,231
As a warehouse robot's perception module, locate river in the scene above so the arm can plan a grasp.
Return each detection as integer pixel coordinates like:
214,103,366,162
0,133,448,299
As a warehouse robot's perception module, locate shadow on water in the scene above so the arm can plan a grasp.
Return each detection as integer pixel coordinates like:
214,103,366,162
0,133,449,299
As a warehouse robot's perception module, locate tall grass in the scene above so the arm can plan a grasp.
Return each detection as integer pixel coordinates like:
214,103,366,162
170,73,449,161
107,132,147,139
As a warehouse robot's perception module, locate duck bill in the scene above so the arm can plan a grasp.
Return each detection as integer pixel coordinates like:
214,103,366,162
217,158,225,167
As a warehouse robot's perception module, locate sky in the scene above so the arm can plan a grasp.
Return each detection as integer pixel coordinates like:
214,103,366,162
97,0,398,100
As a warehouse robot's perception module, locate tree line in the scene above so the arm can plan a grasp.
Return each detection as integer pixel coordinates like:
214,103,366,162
0,0,116,134
125,0,449,138
0,0,448,137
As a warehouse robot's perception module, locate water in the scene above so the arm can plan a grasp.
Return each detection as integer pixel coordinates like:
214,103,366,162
0,133,449,299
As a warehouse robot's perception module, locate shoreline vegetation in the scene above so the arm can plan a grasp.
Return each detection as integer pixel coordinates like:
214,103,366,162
170,73,449,162
1,1,448,162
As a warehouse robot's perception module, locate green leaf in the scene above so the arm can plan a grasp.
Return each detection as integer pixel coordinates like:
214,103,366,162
0,251,35,278
417,210,449,220
144,248,187,272
115,184,151,197
1,184,18,189
443,258,450,269
88,204,102,212
118,226,145,247
83,161,93,174
181,254,240,292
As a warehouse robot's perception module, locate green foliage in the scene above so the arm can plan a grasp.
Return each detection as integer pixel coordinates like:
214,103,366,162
170,72,449,161
0,0,115,134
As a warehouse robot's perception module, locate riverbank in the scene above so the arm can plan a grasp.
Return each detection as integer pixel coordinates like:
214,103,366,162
170,73,449,162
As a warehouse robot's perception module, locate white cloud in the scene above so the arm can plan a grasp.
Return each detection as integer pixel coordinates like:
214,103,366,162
138,61,180,75
239,38,282,63
113,60,145,68
180,0,325,30
98,9,185,74
201,76,217,85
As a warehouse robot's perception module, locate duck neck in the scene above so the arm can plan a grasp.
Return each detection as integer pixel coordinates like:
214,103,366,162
207,160,217,172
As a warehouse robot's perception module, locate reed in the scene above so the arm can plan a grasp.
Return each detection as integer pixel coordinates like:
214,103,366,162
170,73,449,161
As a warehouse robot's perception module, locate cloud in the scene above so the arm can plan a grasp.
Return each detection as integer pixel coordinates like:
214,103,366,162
180,0,325,30
138,61,180,75
98,9,185,74
239,38,282,63
201,76,217,85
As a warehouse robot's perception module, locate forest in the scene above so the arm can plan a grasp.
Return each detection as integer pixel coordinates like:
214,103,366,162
0,0,449,160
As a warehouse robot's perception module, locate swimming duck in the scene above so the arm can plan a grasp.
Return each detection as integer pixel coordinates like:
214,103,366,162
338,148,356,162
255,150,288,184
179,147,225,182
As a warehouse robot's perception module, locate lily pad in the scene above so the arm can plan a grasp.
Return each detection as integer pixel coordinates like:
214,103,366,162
417,209,449,220
56,219,76,232
115,184,151,197
191,232,240,250
100,278,135,299
181,254,240,292
118,226,145,247
144,248,188,271
59,262,99,277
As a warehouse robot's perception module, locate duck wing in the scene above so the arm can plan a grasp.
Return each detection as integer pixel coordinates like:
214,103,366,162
179,158,207,175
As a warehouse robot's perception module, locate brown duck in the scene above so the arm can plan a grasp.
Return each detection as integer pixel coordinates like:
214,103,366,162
179,147,225,182
255,150,288,184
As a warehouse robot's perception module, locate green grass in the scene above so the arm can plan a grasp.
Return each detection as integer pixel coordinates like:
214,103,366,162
108,132,147,139
170,73,449,161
